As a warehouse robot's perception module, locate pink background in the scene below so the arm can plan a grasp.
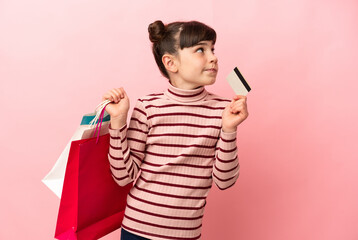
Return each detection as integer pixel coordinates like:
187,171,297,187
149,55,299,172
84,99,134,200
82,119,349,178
1,0,357,239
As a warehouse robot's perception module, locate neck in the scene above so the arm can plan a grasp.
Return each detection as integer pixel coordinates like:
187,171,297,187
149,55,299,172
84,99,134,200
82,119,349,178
165,83,208,103
169,80,202,90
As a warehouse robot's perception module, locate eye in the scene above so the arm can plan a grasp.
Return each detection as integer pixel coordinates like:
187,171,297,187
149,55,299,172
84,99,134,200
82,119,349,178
212,48,215,54
196,47,204,53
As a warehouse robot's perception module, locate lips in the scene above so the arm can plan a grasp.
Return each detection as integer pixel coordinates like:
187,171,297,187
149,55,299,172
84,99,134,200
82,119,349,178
205,68,218,73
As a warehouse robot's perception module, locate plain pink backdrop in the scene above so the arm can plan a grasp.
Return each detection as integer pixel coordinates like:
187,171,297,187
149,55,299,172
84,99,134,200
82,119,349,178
1,0,357,239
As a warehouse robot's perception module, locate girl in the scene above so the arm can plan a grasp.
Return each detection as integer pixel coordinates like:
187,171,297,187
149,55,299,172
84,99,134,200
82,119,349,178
103,20,248,240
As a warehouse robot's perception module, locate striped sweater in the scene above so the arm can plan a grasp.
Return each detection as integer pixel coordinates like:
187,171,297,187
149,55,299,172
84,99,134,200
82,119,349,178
108,83,240,240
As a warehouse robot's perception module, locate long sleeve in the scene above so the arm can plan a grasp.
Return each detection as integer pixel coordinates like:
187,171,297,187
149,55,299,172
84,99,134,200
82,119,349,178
108,100,149,186
212,129,240,190
112,85,243,239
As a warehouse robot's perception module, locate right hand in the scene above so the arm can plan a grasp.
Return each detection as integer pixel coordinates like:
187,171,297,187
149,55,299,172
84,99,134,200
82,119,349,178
102,87,130,122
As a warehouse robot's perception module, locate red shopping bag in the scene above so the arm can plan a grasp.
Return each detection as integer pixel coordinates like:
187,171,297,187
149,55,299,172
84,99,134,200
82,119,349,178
55,104,132,239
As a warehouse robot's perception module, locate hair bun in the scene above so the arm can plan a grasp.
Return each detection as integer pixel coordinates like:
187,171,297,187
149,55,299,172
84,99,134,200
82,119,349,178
148,20,166,43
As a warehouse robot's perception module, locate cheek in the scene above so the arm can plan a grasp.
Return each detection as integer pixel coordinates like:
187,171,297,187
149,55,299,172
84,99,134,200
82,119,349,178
191,56,206,65
196,61,207,71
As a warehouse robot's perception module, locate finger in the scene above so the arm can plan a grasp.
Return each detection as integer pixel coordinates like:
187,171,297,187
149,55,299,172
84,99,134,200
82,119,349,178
230,103,245,113
107,92,116,103
112,88,121,97
119,87,125,99
233,95,247,101
110,89,121,103
234,105,248,115
230,99,244,109
103,92,117,102
102,93,111,101
230,107,241,114
112,88,123,99
231,98,245,105
113,89,124,103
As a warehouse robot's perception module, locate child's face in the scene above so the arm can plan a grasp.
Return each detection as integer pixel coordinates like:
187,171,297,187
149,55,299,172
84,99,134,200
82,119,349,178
174,40,218,89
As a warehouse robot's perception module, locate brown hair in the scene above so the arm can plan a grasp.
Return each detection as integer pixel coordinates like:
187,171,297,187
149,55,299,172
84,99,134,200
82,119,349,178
148,20,217,79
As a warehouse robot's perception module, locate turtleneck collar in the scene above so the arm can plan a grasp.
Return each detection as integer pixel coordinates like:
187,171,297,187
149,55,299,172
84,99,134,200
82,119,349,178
164,83,208,103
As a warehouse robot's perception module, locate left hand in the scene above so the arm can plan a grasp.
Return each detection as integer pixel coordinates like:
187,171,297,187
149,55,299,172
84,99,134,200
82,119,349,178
222,95,249,132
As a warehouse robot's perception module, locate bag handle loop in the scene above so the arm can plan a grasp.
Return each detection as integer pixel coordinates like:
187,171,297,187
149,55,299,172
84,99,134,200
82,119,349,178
89,99,112,143
89,99,112,127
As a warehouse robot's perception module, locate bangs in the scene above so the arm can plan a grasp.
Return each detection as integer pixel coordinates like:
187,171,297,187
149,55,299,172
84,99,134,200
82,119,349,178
179,21,216,49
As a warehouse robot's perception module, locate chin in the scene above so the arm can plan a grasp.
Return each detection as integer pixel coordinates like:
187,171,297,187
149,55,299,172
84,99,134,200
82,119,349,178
207,78,217,85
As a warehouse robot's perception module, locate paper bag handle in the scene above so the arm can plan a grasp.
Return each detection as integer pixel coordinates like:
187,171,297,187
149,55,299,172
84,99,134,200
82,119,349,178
91,100,112,143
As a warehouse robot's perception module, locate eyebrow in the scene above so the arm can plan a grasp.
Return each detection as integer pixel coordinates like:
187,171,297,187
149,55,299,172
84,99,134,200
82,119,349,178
195,42,209,46
194,41,214,47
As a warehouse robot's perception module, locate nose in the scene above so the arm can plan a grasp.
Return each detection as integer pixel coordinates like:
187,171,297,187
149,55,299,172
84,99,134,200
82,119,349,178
209,51,218,64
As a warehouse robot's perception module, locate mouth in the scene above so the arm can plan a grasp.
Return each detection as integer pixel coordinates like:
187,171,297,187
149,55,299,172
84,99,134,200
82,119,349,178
205,68,218,73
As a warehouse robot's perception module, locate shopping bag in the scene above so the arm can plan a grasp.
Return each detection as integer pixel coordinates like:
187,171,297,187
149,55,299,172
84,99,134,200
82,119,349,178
42,103,111,198
55,102,132,239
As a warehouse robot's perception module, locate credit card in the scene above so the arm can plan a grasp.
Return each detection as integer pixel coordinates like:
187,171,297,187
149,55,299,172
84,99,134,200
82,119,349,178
226,67,251,96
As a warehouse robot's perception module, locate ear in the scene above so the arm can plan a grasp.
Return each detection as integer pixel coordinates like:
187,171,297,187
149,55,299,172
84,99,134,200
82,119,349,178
162,54,178,73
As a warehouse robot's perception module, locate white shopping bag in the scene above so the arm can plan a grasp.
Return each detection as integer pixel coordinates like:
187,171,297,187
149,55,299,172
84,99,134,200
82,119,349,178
42,100,112,198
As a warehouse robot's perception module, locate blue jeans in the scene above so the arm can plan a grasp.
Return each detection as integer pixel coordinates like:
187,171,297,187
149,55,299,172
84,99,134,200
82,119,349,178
121,228,151,240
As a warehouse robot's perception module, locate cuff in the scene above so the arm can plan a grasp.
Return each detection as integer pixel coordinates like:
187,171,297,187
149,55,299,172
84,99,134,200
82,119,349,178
220,129,237,142
109,123,127,138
